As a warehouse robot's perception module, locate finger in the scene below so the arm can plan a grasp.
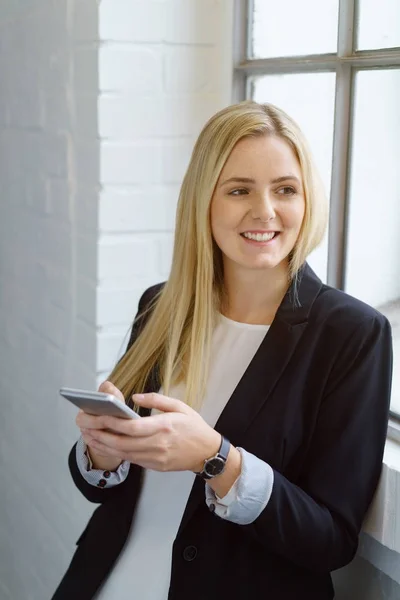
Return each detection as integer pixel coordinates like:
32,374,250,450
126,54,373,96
90,429,159,454
98,380,125,403
86,439,123,459
132,393,190,415
88,430,133,456
89,414,143,436
76,411,116,431
78,410,144,434
86,411,176,438
75,410,85,428
82,433,97,448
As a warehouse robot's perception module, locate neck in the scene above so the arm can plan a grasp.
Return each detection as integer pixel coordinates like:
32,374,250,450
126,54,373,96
221,260,290,325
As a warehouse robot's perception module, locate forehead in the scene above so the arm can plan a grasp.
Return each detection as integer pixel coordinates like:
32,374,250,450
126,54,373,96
219,135,301,179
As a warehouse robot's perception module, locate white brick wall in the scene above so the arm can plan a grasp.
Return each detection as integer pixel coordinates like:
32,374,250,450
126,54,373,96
97,0,233,376
0,0,233,598
0,0,101,594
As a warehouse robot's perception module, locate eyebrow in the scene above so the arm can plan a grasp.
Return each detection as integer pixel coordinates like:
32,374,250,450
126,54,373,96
219,175,301,187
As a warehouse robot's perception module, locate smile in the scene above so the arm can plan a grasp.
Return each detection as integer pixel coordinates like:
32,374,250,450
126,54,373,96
241,232,278,242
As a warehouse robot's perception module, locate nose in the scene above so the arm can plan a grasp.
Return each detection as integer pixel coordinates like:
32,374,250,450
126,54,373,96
251,193,276,222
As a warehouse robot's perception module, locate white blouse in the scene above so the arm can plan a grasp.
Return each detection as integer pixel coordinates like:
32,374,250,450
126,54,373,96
80,314,273,600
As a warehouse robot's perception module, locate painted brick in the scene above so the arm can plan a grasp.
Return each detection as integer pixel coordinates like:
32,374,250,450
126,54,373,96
97,329,131,372
74,317,98,371
74,47,99,94
44,92,72,133
25,173,50,215
76,185,99,233
44,132,69,178
47,179,71,222
162,139,193,184
97,276,162,326
98,235,160,280
97,287,139,326
76,277,97,325
73,0,99,42
76,233,98,280
0,1,232,598
0,87,9,125
74,93,99,138
32,300,70,350
165,0,221,44
164,46,219,93
99,186,178,232
99,0,166,43
100,142,163,184
43,264,73,310
100,45,163,93
7,87,44,128
99,93,222,139
75,139,100,185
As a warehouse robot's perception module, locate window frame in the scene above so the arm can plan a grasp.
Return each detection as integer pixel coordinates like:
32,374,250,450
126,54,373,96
233,0,400,423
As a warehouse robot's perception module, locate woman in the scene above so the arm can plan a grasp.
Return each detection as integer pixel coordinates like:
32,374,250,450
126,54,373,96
52,101,392,600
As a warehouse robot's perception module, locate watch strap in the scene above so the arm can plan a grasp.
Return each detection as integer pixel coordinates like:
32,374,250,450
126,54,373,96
217,435,231,462
196,435,231,480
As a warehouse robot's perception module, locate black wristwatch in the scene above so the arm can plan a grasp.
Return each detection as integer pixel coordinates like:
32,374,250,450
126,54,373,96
195,435,231,480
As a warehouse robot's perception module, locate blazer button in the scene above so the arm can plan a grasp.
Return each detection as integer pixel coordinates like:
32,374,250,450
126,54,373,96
183,545,198,562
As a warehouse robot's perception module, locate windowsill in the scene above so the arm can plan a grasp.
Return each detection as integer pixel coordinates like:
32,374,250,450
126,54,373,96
362,420,400,557
360,301,400,577
378,299,400,416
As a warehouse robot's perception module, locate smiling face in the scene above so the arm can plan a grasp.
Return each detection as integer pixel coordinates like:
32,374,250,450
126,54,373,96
210,134,306,276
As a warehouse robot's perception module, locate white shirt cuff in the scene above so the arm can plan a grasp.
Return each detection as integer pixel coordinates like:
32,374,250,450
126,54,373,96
205,447,274,525
75,436,130,488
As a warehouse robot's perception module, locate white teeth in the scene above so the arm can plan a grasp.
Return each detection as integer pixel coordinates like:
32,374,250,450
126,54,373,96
243,232,275,242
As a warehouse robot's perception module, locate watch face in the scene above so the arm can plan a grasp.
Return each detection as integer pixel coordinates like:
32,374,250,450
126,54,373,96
204,457,225,477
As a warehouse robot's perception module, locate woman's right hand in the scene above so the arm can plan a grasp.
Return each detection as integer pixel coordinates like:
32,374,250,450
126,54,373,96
76,381,126,472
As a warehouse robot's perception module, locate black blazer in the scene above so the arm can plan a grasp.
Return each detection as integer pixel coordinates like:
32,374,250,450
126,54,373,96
52,264,392,600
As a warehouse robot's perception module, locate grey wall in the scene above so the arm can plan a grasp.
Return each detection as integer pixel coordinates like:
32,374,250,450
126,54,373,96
0,1,99,598
333,534,400,599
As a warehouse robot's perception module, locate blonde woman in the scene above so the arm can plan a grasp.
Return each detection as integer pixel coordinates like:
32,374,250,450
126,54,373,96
52,101,392,600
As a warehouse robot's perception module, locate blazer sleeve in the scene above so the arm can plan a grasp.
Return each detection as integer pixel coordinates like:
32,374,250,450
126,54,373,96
67,283,163,504
247,314,393,573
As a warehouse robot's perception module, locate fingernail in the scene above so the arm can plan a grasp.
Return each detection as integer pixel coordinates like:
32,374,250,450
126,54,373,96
133,394,145,400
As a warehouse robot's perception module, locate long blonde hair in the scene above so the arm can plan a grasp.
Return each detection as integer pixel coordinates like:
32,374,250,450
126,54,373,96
109,101,328,409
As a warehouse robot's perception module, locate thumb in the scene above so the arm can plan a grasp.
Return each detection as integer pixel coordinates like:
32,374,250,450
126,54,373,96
132,393,189,414
99,380,125,403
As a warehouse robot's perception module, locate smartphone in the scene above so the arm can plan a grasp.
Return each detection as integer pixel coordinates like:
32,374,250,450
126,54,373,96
59,387,141,419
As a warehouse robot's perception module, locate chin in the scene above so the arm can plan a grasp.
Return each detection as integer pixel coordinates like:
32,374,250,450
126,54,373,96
241,256,283,271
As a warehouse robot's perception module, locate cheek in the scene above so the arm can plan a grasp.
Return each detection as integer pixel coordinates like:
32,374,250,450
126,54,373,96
211,198,240,236
281,201,305,231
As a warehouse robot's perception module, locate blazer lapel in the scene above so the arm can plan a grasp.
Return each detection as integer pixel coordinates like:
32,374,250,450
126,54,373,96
178,263,323,534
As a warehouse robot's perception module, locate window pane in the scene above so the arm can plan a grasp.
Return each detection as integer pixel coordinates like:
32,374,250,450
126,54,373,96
252,73,336,282
251,0,339,58
345,69,400,415
356,0,400,50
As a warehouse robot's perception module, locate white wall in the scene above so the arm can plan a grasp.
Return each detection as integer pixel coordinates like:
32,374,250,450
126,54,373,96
95,0,233,384
0,1,233,598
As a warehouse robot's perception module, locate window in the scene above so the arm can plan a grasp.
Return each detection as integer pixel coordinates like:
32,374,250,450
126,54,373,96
235,0,400,419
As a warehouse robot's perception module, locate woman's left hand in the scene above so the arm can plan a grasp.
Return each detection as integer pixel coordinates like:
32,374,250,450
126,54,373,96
79,392,222,473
